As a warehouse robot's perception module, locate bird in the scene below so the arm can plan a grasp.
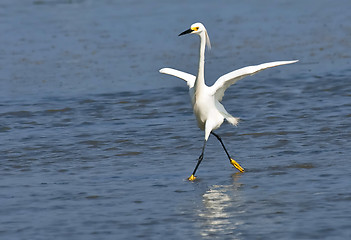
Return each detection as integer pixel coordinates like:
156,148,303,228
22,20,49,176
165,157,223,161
159,22,298,181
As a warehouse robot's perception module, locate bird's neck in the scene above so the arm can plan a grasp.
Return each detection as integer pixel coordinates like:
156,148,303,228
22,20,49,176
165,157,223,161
195,32,206,92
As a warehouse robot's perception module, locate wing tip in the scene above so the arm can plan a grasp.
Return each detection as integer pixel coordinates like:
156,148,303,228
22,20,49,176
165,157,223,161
159,68,168,74
271,59,299,67
284,60,299,65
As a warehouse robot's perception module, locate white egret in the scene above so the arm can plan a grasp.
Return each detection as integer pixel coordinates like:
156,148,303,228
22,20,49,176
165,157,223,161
159,22,298,181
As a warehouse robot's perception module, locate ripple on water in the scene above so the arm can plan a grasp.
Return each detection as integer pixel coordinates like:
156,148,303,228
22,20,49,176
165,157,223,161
1,5,351,239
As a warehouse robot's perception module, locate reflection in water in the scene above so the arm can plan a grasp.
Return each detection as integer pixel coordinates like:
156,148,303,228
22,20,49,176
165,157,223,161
198,173,245,238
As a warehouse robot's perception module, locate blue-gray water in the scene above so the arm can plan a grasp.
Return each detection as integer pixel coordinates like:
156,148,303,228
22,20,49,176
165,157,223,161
1,0,351,239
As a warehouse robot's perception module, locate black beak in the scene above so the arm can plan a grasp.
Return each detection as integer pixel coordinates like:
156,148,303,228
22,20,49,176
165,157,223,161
178,28,193,36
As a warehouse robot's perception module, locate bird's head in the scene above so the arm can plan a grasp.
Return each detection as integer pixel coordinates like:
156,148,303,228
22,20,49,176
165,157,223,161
179,22,211,49
179,22,205,36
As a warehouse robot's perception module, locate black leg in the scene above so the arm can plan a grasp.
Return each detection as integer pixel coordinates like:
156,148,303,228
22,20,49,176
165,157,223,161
188,139,207,180
211,132,245,172
211,132,231,160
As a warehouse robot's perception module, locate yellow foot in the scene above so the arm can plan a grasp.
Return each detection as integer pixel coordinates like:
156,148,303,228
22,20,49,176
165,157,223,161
188,175,197,181
230,158,245,172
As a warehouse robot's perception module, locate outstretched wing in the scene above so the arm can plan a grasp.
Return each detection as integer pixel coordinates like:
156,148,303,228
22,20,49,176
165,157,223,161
209,60,298,101
159,68,196,88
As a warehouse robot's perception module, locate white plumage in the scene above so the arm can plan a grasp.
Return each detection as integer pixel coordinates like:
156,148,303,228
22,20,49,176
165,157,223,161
160,22,298,180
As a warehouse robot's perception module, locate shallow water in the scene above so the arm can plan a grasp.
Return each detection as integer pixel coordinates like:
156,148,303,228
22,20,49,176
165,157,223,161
1,0,351,239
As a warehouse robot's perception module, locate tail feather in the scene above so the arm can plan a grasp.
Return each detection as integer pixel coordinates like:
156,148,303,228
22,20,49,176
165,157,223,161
226,116,240,126
215,101,239,126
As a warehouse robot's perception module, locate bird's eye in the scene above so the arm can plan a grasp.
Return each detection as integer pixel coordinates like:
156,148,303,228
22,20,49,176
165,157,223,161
194,27,199,31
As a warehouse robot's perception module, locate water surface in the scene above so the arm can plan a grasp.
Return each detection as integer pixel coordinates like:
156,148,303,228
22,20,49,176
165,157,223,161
1,0,351,239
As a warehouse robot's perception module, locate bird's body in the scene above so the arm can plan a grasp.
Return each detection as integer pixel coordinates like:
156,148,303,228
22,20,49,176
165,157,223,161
160,23,298,180
192,87,238,139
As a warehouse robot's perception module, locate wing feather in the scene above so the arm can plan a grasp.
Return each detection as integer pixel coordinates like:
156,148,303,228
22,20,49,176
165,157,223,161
159,68,196,88
210,60,298,101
